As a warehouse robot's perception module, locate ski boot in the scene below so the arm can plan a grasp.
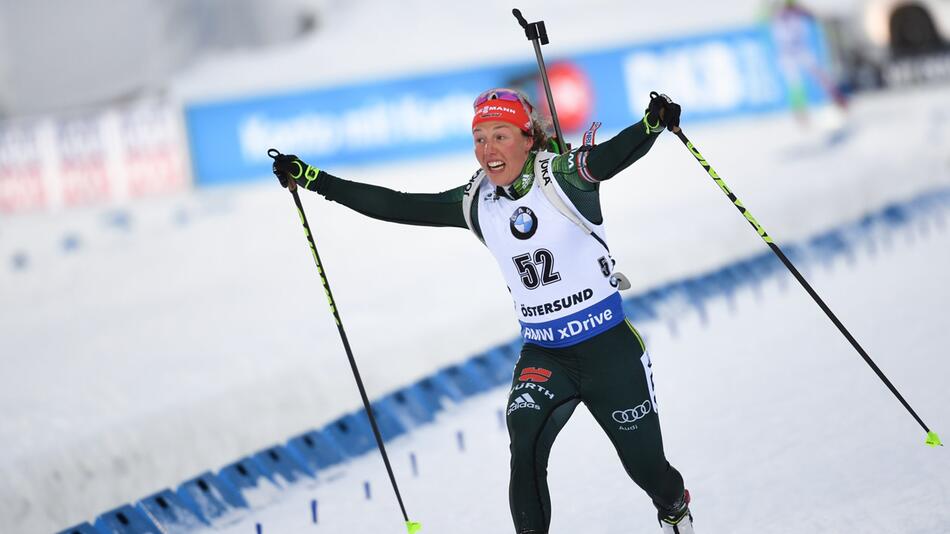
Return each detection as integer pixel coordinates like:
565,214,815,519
658,489,693,534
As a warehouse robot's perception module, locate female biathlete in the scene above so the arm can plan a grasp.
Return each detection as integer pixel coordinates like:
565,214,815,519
272,89,694,534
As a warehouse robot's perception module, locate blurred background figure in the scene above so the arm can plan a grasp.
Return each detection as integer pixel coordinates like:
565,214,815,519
766,0,849,127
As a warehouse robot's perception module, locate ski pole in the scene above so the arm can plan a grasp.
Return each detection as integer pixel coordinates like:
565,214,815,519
268,149,423,532
666,126,941,448
512,8,567,154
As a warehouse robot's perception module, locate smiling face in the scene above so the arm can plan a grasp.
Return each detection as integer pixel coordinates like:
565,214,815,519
473,121,534,187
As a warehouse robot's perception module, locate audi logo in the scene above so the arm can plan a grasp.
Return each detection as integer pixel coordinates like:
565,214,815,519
612,400,652,423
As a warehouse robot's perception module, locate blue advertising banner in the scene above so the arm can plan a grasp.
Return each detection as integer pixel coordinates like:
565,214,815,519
185,21,830,186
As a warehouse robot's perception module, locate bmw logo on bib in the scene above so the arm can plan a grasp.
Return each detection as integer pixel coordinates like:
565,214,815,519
510,207,538,240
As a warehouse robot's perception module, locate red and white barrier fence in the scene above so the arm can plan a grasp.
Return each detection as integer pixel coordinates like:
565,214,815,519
0,99,191,215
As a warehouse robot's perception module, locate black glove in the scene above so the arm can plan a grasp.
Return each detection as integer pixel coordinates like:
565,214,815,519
645,92,681,133
268,149,321,190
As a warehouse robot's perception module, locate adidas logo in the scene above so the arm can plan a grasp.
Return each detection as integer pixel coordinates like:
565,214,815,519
507,393,541,416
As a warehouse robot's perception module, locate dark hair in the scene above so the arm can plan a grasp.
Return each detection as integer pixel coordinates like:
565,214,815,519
524,119,553,151
514,89,552,151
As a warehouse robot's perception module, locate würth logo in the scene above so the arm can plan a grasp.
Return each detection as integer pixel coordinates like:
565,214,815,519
519,367,552,383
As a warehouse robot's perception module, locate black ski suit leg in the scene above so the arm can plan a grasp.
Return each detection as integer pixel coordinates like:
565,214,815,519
506,348,581,534
579,320,686,512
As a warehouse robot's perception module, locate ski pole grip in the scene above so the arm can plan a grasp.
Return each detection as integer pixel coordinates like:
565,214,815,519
267,148,298,190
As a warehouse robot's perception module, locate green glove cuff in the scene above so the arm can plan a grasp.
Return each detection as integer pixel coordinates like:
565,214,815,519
294,164,322,191
642,112,665,134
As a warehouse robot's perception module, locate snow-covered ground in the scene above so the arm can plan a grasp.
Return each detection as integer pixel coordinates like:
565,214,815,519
2,83,947,533
208,203,950,534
